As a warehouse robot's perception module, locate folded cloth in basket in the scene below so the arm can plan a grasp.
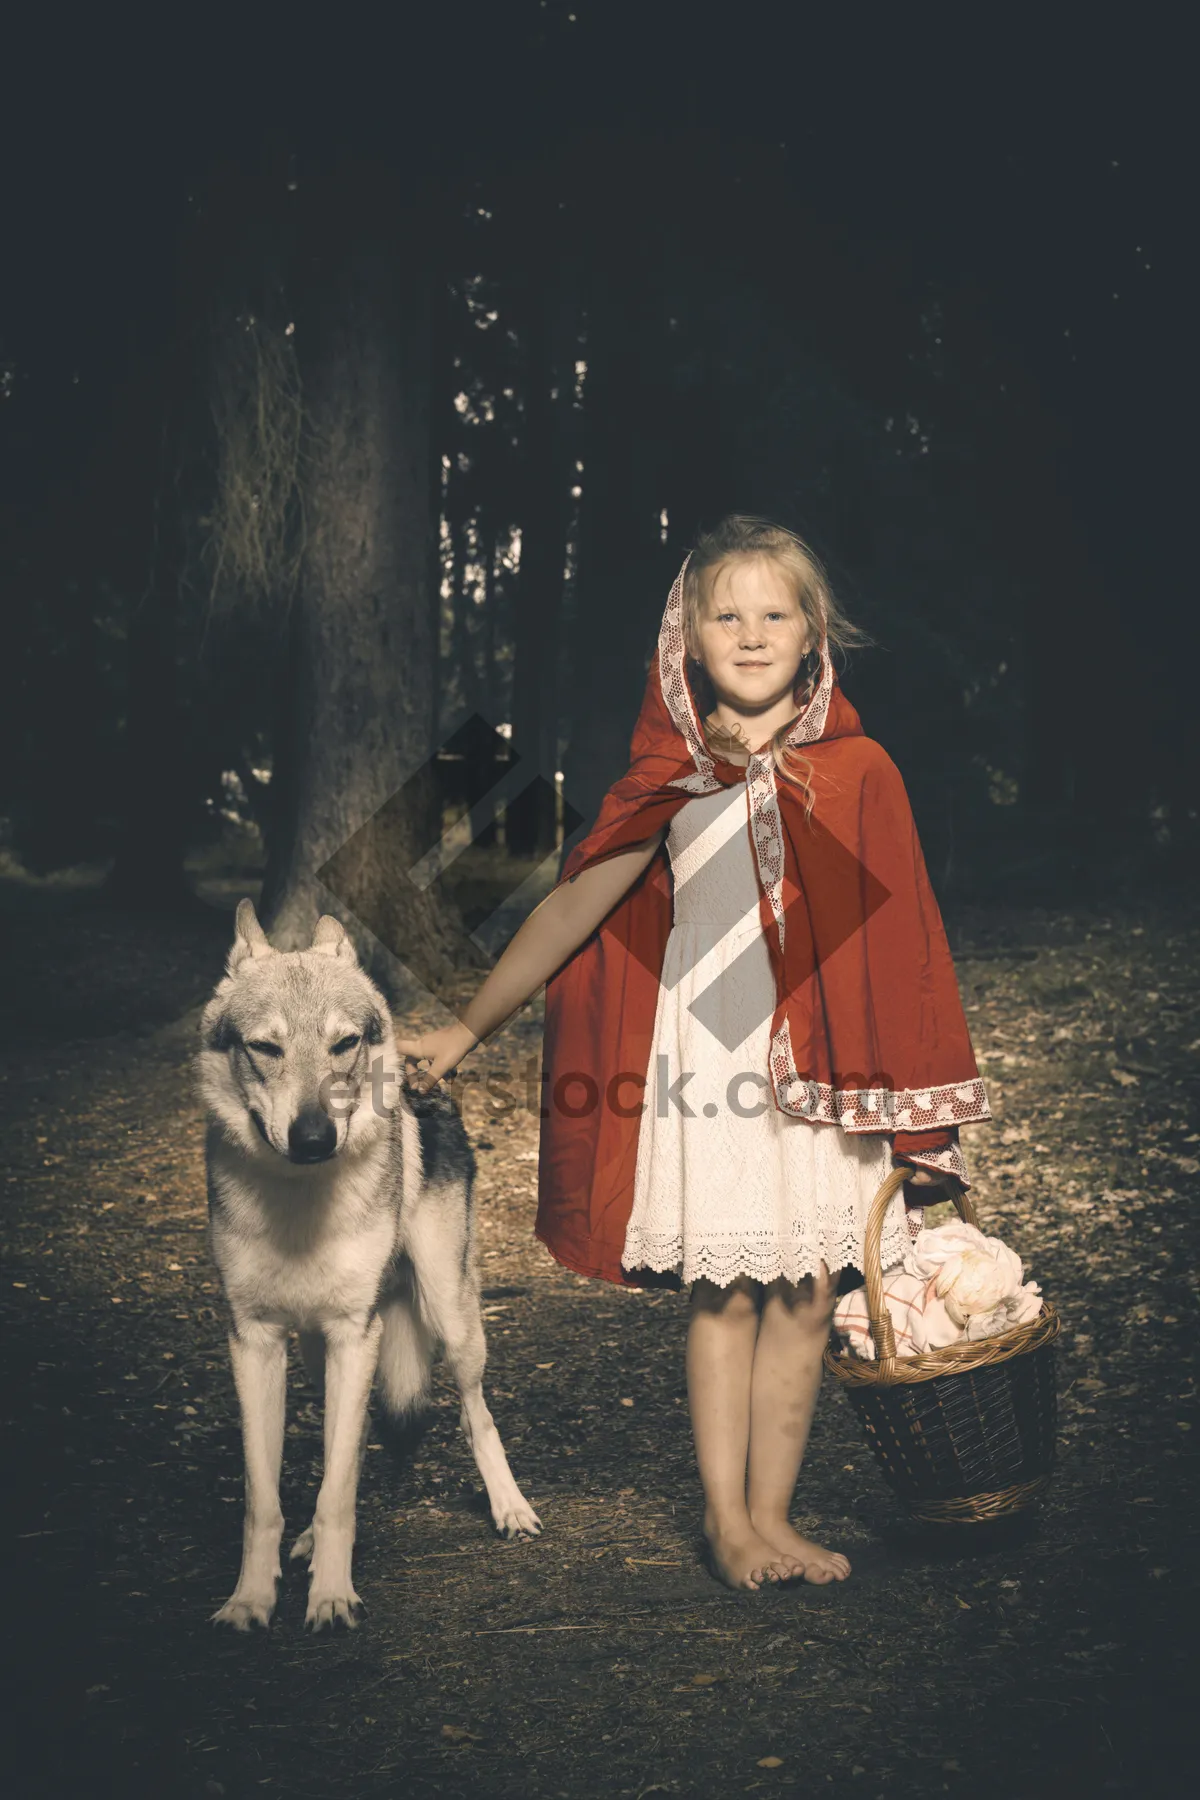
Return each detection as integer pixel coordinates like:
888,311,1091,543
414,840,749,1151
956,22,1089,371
833,1218,1043,1361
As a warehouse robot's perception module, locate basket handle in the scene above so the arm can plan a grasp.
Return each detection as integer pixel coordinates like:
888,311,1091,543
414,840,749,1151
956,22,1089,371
862,1164,978,1379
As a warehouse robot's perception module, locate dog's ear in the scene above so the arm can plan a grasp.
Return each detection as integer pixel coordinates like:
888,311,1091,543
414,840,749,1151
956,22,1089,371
311,914,359,965
226,898,275,976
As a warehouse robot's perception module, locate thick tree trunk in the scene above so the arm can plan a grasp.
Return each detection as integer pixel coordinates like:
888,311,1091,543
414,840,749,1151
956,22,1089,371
259,161,485,1003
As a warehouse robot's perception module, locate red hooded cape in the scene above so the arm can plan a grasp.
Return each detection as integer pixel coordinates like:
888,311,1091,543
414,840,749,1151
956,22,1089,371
535,553,989,1286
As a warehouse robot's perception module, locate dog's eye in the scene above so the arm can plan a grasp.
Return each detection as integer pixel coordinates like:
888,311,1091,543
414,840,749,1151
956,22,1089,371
331,1033,361,1057
245,1039,284,1059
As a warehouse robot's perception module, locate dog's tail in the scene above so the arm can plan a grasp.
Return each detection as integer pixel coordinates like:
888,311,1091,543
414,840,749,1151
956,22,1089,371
376,1258,436,1424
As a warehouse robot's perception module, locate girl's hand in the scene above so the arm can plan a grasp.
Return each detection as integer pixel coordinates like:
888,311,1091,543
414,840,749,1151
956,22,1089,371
892,1160,954,1188
393,1023,479,1094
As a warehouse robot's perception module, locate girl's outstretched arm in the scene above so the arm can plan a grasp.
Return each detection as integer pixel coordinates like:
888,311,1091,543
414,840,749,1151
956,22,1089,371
395,827,667,1089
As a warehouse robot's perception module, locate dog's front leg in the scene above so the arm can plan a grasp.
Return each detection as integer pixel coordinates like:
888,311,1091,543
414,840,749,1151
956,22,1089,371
305,1313,383,1631
211,1320,288,1630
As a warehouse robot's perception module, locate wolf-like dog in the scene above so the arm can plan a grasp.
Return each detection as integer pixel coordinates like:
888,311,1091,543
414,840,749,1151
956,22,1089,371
195,899,540,1632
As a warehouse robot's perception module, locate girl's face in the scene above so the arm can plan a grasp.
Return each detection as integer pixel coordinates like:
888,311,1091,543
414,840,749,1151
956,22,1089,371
695,556,813,714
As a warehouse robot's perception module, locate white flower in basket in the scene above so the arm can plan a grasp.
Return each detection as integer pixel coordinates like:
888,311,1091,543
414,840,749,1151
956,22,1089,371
905,1220,1042,1340
832,1218,1044,1362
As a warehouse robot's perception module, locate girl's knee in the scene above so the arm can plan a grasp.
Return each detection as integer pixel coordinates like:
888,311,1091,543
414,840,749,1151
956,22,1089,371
690,1275,761,1322
768,1264,841,1326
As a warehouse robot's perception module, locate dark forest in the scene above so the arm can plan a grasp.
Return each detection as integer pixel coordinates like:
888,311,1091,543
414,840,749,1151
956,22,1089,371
1,5,1195,1797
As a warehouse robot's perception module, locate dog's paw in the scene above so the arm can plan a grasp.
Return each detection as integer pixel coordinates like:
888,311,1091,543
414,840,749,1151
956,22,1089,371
494,1497,542,1540
211,1589,276,1631
289,1526,314,1562
305,1587,366,1632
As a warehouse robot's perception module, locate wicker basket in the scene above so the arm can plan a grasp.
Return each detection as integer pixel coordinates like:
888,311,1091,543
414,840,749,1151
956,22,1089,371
823,1166,1061,1524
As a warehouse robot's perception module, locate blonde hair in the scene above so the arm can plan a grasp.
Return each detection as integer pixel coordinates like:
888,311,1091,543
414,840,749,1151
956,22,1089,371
680,514,872,813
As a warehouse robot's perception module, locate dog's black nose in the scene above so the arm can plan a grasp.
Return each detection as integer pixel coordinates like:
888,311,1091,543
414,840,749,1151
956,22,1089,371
288,1108,338,1163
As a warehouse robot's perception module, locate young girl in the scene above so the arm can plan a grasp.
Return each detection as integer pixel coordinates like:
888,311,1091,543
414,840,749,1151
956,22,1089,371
396,515,989,1592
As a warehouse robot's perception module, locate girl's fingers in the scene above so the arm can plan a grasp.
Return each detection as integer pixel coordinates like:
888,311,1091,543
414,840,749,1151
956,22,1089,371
900,1167,942,1187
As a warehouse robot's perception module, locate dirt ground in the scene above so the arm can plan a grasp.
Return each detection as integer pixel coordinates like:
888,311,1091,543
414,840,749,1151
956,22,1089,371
2,865,1197,1799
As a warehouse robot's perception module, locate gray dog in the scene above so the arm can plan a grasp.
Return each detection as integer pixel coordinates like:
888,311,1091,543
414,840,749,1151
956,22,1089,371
196,899,540,1632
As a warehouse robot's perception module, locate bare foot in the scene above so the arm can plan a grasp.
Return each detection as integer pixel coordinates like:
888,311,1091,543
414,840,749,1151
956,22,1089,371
751,1517,851,1585
703,1518,803,1592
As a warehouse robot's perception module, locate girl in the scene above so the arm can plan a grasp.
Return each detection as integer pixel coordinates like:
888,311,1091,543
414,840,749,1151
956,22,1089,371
396,515,989,1592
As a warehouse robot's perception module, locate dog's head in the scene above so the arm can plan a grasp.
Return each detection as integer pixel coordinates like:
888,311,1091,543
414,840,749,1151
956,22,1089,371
196,899,401,1168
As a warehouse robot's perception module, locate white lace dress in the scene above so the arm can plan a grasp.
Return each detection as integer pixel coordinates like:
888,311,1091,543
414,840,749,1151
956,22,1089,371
621,780,908,1288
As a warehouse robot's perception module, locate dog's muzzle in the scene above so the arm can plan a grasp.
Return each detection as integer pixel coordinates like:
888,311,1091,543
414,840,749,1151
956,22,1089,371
287,1107,338,1164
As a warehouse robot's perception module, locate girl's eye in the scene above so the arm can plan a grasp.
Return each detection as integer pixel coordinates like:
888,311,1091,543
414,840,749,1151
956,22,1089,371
331,1033,362,1056
246,1039,283,1059
716,611,787,624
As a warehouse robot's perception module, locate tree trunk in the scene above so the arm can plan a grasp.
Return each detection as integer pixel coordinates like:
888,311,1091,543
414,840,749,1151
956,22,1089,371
477,515,500,849
506,259,570,862
558,275,671,866
106,337,196,909
481,515,500,719
259,160,485,1003
447,501,483,717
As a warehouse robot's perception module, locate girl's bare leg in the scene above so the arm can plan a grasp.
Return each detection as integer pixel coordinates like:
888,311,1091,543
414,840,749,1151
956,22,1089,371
686,1277,803,1591
746,1266,851,1584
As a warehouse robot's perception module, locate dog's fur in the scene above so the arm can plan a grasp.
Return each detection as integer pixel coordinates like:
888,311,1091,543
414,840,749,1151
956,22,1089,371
196,899,539,1632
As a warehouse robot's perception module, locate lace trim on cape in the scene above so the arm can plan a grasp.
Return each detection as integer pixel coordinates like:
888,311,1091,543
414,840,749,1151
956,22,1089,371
659,556,721,795
766,1024,991,1134
892,1139,971,1188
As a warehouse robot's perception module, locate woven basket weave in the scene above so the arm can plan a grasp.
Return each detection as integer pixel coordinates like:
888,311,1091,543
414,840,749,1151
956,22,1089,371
823,1167,1061,1524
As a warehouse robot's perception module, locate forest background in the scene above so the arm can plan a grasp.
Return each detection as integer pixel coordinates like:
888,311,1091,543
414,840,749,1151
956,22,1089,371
2,2,1191,995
